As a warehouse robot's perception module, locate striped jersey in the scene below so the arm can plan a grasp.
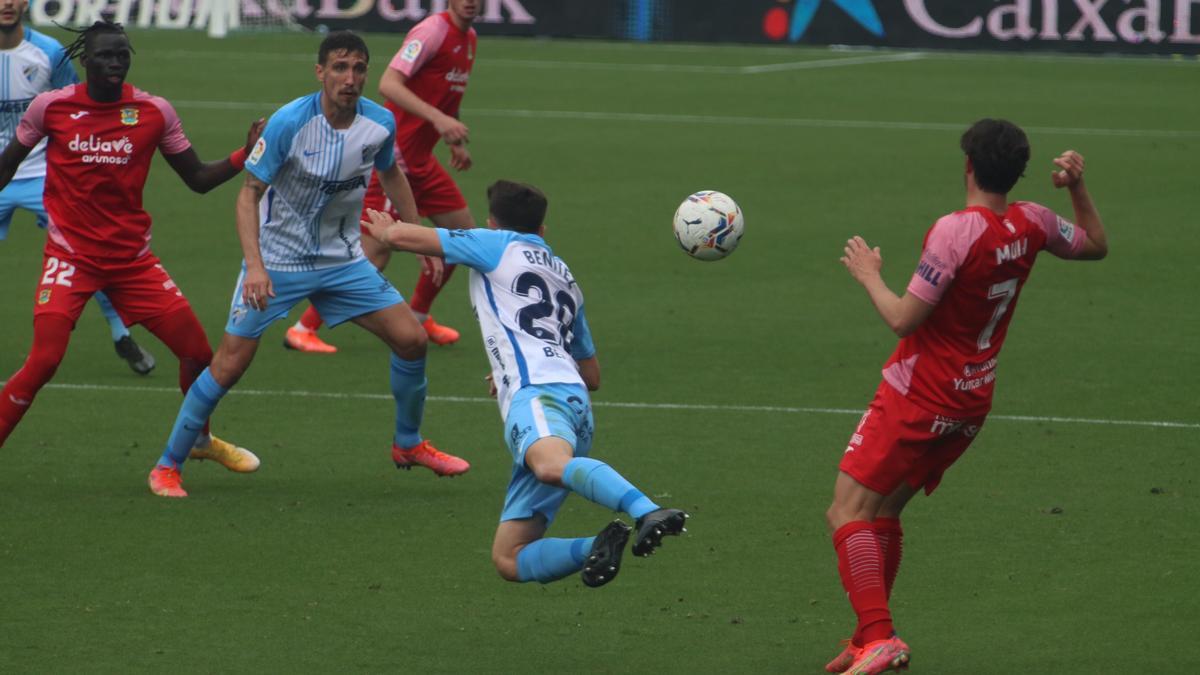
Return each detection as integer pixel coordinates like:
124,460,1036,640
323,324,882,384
245,92,396,271
1,27,78,182
438,228,596,418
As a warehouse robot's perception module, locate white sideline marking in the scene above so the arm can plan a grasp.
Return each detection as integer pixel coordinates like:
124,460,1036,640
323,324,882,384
13,382,1199,430
170,99,1200,139
740,51,926,73
152,50,922,75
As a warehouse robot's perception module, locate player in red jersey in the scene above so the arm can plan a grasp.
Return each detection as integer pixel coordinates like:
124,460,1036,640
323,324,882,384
822,119,1109,674
0,22,264,476
285,0,479,353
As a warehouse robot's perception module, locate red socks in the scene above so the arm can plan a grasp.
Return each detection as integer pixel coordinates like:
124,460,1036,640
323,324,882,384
299,305,324,331
142,307,215,436
0,314,73,447
834,521,894,646
409,264,456,316
874,517,904,599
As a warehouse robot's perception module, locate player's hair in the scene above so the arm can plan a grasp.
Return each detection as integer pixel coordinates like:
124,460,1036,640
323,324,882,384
318,31,369,65
488,180,548,234
960,118,1030,194
59,20,131,67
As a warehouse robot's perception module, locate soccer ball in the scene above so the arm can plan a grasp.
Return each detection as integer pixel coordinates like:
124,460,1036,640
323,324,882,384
672,190,743,261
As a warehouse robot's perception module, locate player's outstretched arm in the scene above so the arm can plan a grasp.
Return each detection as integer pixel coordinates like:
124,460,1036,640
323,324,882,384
1052,150,1108,260
376,164,444,284
361,208,444,257
164,118,266,194
379,69,468,146
841,236,936,337
0,139,34,192
235,175,274,311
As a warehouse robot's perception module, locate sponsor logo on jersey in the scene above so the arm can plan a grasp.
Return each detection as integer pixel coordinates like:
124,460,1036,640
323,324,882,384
994,238,1028,265
120,107,139,126
510,423,531,449
444,68,471,84
915,259,942,287
320,175,367,195
37,289,51,304
248,137,266,165
400,39,423,63
68,134,135,165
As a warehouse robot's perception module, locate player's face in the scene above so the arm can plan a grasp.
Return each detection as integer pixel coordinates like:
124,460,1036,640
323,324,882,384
0,0,28,29
449,0,479,22
82,33,133,89
317,49,368,109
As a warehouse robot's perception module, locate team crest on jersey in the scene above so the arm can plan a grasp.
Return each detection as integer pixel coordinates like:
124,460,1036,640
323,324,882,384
22,64,37,83
361,143,377,162
400,39,423,63
120,107,139,126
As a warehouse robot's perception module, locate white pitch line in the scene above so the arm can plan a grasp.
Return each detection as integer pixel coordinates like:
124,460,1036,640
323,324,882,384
740,51,926,73
168,99,1200,139
15,382,1199,431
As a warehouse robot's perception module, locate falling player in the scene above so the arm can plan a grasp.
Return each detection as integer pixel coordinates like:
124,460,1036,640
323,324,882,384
285,0,480,353
0,21,261,479
824,119,1108,674
0,0,155,374
362,179,688,587
148,31,469,498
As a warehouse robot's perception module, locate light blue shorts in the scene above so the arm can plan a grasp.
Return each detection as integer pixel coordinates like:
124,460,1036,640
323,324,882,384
0,176,48,239
224,257,404,338
500,383,594,524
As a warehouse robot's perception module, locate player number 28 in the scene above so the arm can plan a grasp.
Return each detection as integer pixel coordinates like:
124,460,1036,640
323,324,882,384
41,257,77,288
512,271,577,346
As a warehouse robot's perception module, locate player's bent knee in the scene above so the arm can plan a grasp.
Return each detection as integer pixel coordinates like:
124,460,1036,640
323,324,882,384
492,551,521,582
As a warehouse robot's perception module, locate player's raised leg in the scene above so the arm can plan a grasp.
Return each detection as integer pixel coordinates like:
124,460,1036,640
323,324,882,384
523,429,688,560
350,300,468,476
409,207,474,345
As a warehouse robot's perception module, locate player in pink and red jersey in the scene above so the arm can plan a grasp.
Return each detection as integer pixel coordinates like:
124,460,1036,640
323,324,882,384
0,22,264,479
285,0,479,354
823,119,1108,674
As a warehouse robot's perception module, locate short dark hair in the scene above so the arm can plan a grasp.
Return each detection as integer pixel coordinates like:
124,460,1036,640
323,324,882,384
488,180,548,234
960,118,1030,194
318,31,369,65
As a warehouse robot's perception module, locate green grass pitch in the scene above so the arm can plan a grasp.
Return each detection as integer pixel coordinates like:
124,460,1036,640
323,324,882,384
0,31,1197,673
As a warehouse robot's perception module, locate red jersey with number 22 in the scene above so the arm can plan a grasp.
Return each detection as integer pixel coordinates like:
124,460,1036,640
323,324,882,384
387,11,476,165
16,83,192,263
883,202,1087,417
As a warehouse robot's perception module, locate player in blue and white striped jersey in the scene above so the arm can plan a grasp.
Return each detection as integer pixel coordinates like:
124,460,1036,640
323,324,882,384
150,32,467,498
363,179,689,588
0,2,154,374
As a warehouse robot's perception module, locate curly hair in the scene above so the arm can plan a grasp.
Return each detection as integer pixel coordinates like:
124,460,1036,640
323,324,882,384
960,118,1030,194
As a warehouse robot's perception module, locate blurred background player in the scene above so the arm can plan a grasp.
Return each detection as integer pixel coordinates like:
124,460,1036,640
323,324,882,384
0,21,262,478
285,0,479,353
149,31,469,498
362,180,688,588
0,0,155,374
823,119,1108,674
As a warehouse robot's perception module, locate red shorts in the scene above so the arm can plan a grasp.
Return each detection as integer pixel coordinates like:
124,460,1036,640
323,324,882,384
33,248,191,326
839,381,987,496
362,153,467,226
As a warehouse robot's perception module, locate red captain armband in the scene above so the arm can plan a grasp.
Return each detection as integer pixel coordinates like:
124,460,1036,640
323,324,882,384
229,147,247,171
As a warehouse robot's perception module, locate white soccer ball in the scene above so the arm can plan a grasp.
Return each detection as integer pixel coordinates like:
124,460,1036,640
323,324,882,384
672,190,743,261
